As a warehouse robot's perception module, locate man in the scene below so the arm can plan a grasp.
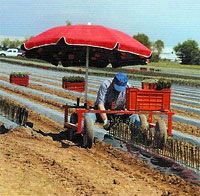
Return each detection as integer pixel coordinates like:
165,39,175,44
84,72,140,130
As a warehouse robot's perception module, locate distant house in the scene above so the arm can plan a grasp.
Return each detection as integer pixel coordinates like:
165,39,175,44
160,47,178,61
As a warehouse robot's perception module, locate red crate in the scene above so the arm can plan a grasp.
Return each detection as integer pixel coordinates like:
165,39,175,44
62,81,85,92
126,87,171,111
140,67,147,71
10,76,29,87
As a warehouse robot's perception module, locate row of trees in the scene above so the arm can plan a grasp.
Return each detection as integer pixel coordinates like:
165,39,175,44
133,33,200,65
174,40,200,65
133,33,164,62
0,37,30,50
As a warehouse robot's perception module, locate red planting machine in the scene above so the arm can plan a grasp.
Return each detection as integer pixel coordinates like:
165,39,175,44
64,82,174,148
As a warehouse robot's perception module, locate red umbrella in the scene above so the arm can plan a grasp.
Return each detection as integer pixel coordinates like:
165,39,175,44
22,24,151,66
21,24,152,101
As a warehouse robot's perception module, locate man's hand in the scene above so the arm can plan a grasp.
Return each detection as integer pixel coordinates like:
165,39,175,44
103,119,110,130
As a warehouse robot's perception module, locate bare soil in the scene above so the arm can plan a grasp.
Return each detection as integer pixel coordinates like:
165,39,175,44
1,117,200,196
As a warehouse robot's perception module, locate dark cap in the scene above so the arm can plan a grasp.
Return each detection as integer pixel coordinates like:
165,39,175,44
114,72,128,92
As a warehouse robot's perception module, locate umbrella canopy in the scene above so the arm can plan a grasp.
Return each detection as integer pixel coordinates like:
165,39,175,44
21,24,152,68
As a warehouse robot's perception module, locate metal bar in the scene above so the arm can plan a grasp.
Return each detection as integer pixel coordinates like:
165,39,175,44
84,46,89,105
149,112,153,123
64,122,78,130
77,109,86,134
77,109,174,116
167,111,174,136
64,104,69,124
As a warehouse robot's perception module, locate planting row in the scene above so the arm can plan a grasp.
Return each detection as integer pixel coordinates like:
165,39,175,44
0,77,200,145
1,72,200,128
1,75,200,142
1,70,200,117
5,71,200,105
0,97,28,125
6,71,86,92
0,62,200,132
1,59,200,87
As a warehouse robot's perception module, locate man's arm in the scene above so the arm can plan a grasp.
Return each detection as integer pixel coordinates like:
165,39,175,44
96,81,108,122
98,103,110,130
98,103,107,121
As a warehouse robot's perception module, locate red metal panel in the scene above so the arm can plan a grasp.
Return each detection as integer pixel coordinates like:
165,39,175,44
10,76,29,87
126,87,171,111
62,81,85,92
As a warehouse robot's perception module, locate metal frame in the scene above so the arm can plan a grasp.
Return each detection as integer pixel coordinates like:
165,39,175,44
64,100,175,136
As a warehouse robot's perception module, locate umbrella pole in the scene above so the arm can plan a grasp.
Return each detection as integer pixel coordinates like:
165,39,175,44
84,46,89,106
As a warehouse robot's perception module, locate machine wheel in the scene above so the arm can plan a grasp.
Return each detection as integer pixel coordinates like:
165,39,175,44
139,114,149,130
70,112,78,124
154,120,167,149
130,114,148,140
83,118,94,148
139,114,152,145
69,112,78,141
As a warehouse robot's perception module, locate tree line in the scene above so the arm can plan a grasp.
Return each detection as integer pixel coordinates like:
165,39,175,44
0,37,31,50
133,33,200,65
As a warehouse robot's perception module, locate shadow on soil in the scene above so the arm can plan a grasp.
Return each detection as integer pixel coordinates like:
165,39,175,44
35,129,83,148
0,125,10,134
23,121,85,148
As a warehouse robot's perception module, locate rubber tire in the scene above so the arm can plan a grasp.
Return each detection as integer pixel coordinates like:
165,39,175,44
70,112,78,124
83,118,94,148
139,114,152,145
130,114,148,140
0,54,6,57
139,114,149,130
155,120,167,149
68,112,78,141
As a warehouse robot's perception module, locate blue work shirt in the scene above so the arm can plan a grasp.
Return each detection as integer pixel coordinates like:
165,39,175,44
95,79,131,110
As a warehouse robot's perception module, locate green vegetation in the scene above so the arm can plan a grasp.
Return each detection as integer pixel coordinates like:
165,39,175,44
173,40,200,65
10,72,29,77
133,33,200,65
142,78,158,84
133,33,164,62
152,40,165,56
0,37,32,50
142,78,171,90
62,76,85,82
149,62,200,69
66,20,72,26
155,78,171,90
0,97,28,125
133,33,151,49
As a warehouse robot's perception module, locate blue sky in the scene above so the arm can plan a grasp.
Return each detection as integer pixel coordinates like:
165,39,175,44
1,0,200,47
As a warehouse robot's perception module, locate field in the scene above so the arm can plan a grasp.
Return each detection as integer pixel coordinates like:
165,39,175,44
0,58,200,196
